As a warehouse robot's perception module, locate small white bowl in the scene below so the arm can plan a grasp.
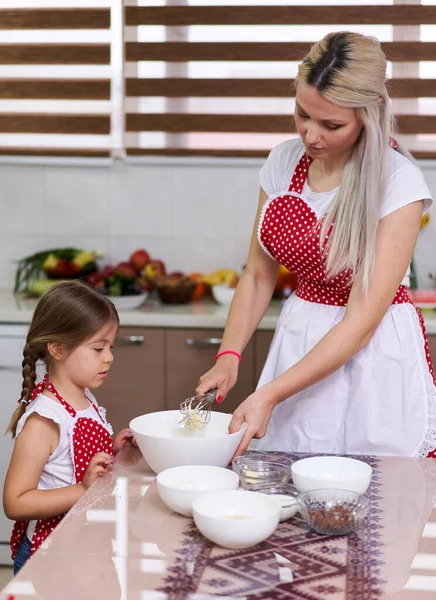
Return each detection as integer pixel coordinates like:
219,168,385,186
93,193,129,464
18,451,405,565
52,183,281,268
212,285,236,305
192,490,280,549
129,410,247,474
268,494,300,521
291,456,372,495
156,465,240,517
109,292,148,311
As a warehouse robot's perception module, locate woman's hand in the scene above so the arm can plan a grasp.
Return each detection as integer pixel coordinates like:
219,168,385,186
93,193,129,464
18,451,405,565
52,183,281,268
82,452,114,490
195,354,240,403
228,387,277,459
113,428,137,455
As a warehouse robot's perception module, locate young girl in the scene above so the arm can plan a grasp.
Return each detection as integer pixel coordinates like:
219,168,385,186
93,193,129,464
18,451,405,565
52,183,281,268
3,280,134,574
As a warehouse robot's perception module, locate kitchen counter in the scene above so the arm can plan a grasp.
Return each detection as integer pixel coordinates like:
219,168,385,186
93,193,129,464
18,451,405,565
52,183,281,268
2,446,436,600
1,288,436,332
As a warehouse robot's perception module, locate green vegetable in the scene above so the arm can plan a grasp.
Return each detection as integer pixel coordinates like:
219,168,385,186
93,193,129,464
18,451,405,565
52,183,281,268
14,248,83,295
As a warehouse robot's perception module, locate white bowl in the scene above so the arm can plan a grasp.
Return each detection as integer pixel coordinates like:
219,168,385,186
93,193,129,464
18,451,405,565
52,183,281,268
157,465,240,517
193,490,280,549
129,410,247,474
291,456,372,495
212,285,236,305
109,292,148,311
268,494,300,521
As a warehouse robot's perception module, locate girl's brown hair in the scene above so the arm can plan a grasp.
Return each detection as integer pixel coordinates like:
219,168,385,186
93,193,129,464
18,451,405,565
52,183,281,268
7,280,119,437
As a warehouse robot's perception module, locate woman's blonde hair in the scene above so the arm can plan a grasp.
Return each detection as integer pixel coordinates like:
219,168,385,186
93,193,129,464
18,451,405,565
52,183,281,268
7,280,119,437
297,31,413,289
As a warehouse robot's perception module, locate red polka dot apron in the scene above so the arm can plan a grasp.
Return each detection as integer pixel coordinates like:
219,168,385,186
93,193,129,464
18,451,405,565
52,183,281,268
256,144,436,458
10,376,114,560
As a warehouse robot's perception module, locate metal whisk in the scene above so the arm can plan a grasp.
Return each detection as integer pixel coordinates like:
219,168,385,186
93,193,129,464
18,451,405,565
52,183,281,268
179,388,218,431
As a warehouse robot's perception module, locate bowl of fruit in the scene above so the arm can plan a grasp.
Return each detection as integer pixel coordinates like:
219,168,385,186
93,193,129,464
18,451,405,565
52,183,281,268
155,273,197,304
14,247,164,312
14,247,101,296
203,269,240,305
86,249,165,311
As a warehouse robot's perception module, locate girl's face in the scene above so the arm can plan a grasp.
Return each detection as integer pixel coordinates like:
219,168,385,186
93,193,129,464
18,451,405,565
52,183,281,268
294,82,362,163
56,321,118,390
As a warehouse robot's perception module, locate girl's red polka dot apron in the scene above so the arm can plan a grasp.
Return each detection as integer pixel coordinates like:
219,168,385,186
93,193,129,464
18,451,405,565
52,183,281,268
10,377,114,560
255,145,436,458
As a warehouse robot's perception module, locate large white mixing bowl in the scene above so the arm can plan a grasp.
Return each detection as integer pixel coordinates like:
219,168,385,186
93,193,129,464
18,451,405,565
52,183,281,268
130,410,247,474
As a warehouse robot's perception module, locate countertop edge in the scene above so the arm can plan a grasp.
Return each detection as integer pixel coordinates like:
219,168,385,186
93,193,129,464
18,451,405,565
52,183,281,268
0,292,435,333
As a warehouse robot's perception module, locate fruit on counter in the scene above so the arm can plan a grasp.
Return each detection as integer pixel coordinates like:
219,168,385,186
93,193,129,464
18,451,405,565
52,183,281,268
28,278,63,296
188,272,211,300
144,259,166,281
129,249,150,273
114,262,138,279
14,247,99,295
228,273,240,289
155,274,197,304
203,268,239,287
42,253,59,271
72,250,97,269
274,265,298,298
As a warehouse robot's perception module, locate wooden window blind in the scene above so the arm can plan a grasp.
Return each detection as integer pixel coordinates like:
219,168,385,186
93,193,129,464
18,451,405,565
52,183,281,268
0,2,112,158
124,1,436,159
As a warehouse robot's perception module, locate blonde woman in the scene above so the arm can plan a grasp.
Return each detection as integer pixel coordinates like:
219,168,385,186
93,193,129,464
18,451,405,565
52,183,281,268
197,31,435,459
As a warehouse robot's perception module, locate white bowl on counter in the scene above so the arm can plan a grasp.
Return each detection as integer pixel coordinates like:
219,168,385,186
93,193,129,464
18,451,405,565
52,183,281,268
108,292,148,311
156,465,240,517
291,456,372,495
129,410,247,474
212,285,236,305
193,490,280,549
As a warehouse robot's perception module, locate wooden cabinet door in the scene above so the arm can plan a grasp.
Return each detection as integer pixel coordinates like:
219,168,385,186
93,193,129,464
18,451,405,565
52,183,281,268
255,330,274,385
93,327,165,433
165,329,255,414
428,336,436,374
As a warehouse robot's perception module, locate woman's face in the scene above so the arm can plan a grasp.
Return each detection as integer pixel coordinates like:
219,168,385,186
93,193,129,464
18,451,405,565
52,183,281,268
294,82,362,163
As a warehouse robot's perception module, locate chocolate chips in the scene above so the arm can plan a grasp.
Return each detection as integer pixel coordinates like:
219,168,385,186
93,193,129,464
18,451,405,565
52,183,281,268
306,502,357,535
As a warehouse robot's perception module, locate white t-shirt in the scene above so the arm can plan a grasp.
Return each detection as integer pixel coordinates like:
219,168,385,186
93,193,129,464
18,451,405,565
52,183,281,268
259,138,433,220
259,138,433,286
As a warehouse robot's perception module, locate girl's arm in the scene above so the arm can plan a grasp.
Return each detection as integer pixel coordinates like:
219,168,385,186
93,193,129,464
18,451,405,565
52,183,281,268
196,188,279,398
3,414,112,521
230,199,424,455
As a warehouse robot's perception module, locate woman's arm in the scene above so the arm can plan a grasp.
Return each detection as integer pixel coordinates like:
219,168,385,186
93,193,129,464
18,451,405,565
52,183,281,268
3,413,113,521
196,188,279,398
230,199,424,455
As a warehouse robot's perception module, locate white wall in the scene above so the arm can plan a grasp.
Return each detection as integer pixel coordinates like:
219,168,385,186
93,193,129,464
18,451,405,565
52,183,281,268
1,157,435,288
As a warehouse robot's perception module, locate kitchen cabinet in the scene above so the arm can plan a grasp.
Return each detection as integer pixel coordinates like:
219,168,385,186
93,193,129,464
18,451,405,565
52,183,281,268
165,329,255,413
94,327,436,435
93,328,165,433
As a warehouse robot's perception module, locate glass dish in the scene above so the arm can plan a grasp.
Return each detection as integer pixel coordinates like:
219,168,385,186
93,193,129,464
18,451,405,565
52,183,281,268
232,453,293,492
298,489,369,536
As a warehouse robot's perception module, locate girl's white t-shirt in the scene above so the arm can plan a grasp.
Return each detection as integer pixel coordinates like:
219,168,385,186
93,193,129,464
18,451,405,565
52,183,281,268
15,391,106,540
259,138,433,220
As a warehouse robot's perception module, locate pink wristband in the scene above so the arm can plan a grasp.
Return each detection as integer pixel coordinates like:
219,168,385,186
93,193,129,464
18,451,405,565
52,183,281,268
214,350,242,363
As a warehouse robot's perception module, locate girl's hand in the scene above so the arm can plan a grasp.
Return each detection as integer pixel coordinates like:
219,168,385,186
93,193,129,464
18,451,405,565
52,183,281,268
195,355,239,403
113,428,138,455
228,387,277,459
82,452,114,490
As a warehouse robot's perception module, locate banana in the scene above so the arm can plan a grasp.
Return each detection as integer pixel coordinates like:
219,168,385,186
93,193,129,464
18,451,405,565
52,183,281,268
203,269,239,286
72,251,96,268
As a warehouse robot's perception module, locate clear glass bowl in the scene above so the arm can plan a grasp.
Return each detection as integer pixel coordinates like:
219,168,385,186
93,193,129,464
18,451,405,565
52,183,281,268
298,489,369,536
232,453,293,492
